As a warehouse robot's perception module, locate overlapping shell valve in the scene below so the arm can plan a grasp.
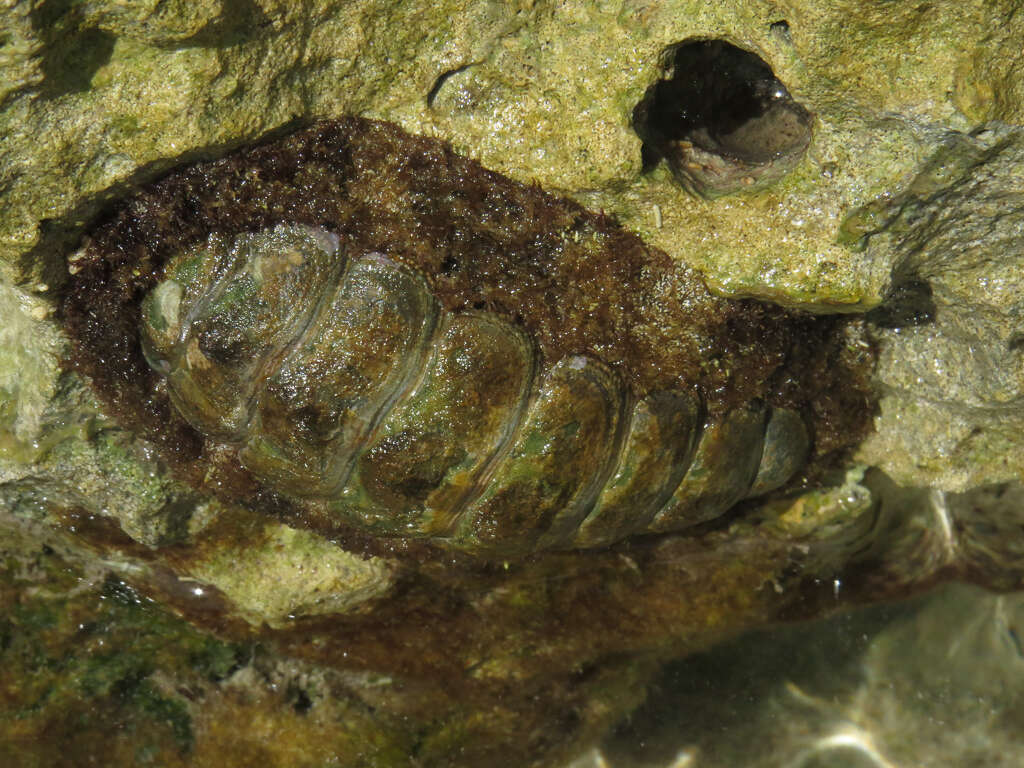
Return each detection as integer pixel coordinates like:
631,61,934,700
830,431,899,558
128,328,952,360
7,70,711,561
141,223,810,556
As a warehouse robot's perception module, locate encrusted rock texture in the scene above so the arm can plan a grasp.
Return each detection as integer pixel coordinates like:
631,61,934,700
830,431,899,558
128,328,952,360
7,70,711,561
2,0,1024,766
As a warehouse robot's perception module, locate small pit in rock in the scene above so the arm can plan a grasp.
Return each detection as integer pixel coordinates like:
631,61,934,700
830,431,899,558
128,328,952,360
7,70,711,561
633,39,813,198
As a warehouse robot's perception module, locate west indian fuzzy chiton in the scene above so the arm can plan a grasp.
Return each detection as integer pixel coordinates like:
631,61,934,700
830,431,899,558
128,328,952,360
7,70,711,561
63,117,874,559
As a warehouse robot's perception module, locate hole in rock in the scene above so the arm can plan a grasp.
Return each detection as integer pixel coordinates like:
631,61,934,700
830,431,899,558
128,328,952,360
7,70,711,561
866,274,935,329
633,39,813,198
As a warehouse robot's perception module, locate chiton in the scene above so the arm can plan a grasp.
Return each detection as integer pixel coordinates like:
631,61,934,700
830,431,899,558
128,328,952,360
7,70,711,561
63,117,873,558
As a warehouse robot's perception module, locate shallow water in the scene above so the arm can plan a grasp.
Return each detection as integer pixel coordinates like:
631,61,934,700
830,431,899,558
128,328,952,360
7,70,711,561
575,582,1024,768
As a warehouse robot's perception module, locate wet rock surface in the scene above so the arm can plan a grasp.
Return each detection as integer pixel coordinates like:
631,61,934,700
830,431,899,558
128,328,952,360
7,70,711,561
852,126,1024,490
1,0,1024,765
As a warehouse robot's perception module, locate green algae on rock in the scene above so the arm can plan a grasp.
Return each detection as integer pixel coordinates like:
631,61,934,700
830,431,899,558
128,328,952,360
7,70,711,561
0,534,418,768
63,117,875,559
